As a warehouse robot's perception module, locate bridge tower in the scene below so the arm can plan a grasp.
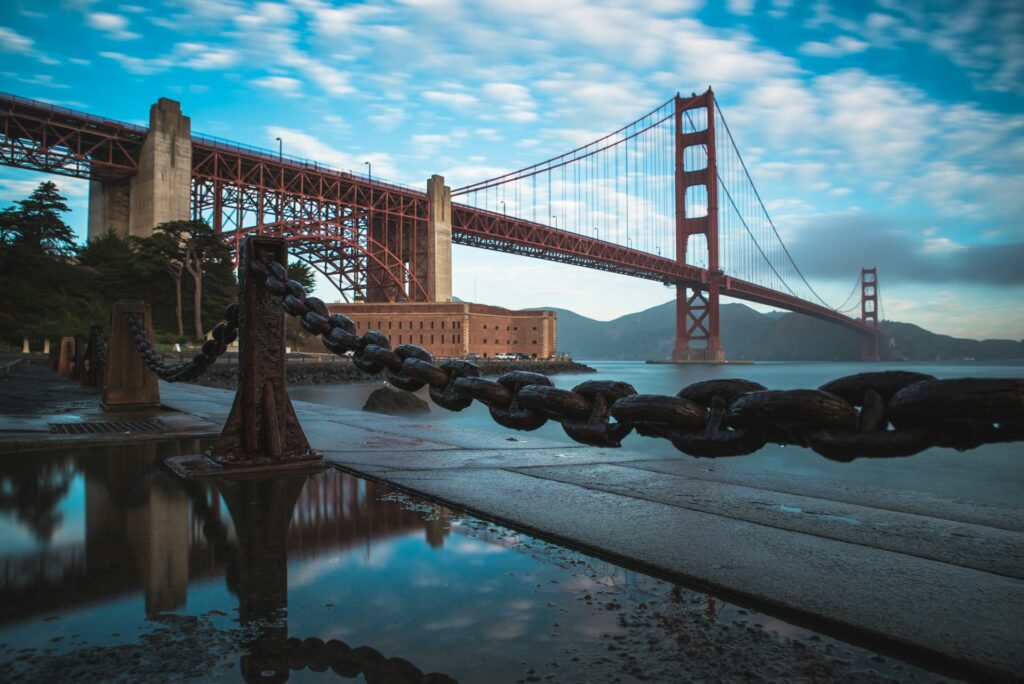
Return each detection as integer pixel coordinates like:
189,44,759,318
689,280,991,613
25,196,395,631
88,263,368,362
88,98,192,241
860,267,881,361
672,88,724,362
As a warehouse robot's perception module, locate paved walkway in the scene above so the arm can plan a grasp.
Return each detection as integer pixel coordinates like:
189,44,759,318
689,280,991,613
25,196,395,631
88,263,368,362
2,360,1020,681
157,382,1024,682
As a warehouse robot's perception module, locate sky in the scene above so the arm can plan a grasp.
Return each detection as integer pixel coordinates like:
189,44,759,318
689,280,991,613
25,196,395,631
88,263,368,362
1,0,1022,340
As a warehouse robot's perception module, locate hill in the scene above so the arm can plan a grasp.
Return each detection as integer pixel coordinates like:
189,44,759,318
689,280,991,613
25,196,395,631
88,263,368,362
549,301,1024,361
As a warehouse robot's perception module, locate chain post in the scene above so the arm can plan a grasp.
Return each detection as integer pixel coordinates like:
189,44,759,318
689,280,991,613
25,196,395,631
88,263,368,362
167,236,320,478
84,325,106,387
55,336,74,375
71,334,86,381
103,301,161,409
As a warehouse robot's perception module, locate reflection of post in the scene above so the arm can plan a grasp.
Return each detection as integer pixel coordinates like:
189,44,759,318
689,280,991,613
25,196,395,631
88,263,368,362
425,514,448,549
218,474,308,683
85,443,189,615
125,484,189,616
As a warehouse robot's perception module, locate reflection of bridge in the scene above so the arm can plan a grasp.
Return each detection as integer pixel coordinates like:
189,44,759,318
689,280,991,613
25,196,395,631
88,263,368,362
0,457,439,625
0,90,881,360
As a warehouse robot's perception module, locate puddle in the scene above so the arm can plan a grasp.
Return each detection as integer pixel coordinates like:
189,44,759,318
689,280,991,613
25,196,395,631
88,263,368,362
0,441,947,682
777,504,866,526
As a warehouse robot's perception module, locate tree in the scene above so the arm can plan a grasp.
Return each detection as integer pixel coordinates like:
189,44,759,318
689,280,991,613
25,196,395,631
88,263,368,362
148,225,189,338
150,220,232,340
0,182,103,344
288,261,316,291
3,181,75,257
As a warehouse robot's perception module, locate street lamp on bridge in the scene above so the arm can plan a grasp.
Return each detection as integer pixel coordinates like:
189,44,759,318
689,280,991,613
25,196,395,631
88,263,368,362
364,160,371,182
552,215,558,228
275,137,282,160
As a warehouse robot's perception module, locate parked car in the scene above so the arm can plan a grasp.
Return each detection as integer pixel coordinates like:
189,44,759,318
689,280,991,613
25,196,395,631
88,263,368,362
464,353,481,362
495,352,517,360
514,353,531,360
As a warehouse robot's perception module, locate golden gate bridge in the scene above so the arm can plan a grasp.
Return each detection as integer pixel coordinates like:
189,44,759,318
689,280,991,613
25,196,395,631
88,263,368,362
0,88,882,360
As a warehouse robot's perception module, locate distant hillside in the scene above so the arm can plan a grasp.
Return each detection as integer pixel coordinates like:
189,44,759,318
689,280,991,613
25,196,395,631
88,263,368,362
549,301,1024,361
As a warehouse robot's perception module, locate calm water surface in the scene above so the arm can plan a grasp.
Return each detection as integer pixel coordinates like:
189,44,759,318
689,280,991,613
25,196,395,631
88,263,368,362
290,360,1024,508
0,441,951,683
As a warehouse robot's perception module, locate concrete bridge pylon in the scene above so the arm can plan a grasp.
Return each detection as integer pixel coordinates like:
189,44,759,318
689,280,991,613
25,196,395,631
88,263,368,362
87,98,192,241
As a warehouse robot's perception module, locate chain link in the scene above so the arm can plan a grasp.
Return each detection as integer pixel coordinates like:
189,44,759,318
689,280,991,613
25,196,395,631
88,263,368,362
126,304,239,382
251,256,1024,461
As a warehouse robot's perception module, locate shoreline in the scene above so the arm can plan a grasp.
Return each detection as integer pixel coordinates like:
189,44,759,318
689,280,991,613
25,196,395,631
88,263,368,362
189,358,597,389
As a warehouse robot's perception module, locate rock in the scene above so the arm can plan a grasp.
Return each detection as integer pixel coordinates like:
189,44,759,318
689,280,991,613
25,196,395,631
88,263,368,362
362,386,429,414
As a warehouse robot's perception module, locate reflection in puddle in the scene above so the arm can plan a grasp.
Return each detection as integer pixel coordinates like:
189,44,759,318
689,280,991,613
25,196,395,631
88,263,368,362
0,442,945,683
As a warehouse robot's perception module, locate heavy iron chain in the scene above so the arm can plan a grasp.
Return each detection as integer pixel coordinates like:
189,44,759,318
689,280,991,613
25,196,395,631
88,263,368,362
94,329,108,365
126,304,239,382
249,256,1024,462
240,635,456,683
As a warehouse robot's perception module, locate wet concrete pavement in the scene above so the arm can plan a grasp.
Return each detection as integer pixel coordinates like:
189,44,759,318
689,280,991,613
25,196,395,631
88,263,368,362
151,382,1024,682
2,363,1022,681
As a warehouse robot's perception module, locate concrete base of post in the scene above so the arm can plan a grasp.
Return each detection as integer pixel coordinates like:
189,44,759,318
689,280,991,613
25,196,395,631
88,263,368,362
21,338,29,354
103,301,161,409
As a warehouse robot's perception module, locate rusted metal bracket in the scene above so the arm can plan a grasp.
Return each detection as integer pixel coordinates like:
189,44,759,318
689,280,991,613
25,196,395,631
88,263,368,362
166,236,322,479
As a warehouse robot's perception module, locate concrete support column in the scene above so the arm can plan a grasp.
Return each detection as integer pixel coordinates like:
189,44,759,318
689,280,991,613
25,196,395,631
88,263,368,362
21,337,29,354
87,98,192,242
87,179,130,240
426,174,452,303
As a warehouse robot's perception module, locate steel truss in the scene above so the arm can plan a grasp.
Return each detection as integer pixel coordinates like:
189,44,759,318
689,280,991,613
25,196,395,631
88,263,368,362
0,92,143,180
190,141,429,302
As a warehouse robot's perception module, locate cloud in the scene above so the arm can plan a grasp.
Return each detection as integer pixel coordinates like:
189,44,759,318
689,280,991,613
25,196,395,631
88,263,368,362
265,126,398,179
101,41,239,74
86,12,140,40
423,90,479,109
252,75,303,97
0,25,34,53
787,213,1024,286
726,0,754,15
279,51,353,96
799,35,869,58
805,0,1024,93
0,25,57,64
481,82,538,123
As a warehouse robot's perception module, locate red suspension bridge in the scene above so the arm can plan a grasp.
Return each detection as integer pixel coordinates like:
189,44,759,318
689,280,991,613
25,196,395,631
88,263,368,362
0,88,882,360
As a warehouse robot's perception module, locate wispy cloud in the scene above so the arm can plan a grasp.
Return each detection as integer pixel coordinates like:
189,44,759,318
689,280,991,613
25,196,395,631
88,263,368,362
86,12,140,40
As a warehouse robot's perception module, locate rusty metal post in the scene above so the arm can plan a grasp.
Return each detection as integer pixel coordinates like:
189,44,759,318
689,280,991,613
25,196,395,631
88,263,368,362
85,325,106,387
103,301,161,408
71,334,86,380
211,236,316,466
167,236,319,478
55,337,74,375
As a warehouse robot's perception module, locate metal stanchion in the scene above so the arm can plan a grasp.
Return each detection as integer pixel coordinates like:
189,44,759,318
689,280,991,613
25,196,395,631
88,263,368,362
166,236,321,478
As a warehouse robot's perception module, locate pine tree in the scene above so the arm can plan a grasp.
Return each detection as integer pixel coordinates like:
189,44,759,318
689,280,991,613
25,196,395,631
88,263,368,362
5,181,75,257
